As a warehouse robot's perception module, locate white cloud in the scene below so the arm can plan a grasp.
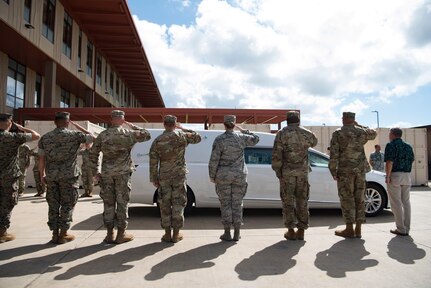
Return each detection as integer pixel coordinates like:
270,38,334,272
133,0,431,125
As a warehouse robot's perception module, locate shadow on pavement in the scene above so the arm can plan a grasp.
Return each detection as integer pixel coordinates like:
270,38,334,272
0,243,113,278
71,207,394,231
235,240,305,280
55,242,173,280
0,243,55,261
314,239,378,278
145,241,236,280
387,236,426,264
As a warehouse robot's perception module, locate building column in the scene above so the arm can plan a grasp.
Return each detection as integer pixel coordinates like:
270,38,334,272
0,51,8,113
43,60,56,107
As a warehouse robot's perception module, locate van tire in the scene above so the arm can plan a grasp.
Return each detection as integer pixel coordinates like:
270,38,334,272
153,185,195,216
364,182,387,217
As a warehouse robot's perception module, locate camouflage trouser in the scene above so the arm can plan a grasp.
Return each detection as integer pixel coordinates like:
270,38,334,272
33,170,46,194
0,176,19,230
81,168,94,192
280,175,310,230
215,178,247,228
337,173,366,224
46,177,79,230
158,176,187,229
100,173,131,229
18,170,27,194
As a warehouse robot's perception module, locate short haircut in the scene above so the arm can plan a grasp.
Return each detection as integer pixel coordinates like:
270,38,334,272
224,122,235,129
390,127,403,137
375,144,381,148
286,115,300,124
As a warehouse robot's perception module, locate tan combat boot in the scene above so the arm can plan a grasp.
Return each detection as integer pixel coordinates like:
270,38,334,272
233,226,241,241
355,222,362,238
115,228,134,244
296,229,305,240
161,228,172,242
335,224,355,238
284,228,296,240
50,229,59,243
220,226,232,241
58,229,75,244
104,226,115,243
172,228,183,243
0,229,15,243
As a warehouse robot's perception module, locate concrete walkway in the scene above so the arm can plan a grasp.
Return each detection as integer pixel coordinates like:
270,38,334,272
1,187,430,288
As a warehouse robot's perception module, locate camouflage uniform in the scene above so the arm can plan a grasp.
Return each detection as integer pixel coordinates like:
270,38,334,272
38,128,92,231
149,126,201,229
17,144,31,195
329,115,377,224
209,122,260,228
0,130,32,231
369,151,385,172
79,149,94,194
272,120,318,230
90,120,150,230
31,150,46,195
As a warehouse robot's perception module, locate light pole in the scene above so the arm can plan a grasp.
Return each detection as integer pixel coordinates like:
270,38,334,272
371,110,379,128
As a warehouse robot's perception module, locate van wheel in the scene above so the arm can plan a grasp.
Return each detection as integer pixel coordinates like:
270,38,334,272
364,183,387,217
185,186,195,215
153,186,195,216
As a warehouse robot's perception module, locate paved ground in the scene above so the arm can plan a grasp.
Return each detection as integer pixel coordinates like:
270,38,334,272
1,186,430,288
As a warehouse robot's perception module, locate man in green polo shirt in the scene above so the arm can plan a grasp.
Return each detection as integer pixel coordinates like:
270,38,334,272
385,127,415,236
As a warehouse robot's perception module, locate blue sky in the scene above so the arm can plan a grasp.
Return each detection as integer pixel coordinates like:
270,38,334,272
127,0,431,128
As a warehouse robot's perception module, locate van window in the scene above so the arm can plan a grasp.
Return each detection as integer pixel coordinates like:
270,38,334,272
309,151,329,167
245,148,272,165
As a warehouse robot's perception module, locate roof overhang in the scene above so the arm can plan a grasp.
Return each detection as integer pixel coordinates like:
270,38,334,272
59,0,164,107
17,108,294,126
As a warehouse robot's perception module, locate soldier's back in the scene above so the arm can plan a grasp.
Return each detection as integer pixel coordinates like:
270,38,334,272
0,131,28,178
334,125,369,171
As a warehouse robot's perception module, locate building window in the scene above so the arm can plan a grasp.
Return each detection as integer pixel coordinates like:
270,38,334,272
24,0,32,23
77,30,82,68
3,0,10,4
34,74,42,107
60,88,70,108
42,0,56,43
109,71,114,95
62,11,73,59
86,41,93,76
75,96,79,108
104,65,107,90
6,59,26,109
96,55,102,86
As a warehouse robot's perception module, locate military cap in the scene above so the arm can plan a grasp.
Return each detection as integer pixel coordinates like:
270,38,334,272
111,110,125,118
286,110,300,119
224,115,236,124
164,115,177,123
286,110,300,124
0,113,13,121
55,111,70,120
342,112,355,119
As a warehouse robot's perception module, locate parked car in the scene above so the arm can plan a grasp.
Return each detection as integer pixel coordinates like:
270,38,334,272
131,129,388,216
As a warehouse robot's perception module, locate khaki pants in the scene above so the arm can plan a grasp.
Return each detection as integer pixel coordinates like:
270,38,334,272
387,172,411,234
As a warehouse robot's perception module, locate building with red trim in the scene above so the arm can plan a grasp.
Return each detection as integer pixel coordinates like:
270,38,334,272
0,0,164,116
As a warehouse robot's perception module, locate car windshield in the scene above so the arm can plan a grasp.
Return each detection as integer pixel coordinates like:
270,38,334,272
244,147,329,168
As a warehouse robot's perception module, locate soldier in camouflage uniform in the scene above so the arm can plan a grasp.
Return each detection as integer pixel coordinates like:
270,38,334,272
150,115,201,243
31,149,46,197
329,112,377,238
79,147,95,198
209,115,260,241
90,110,151,244
0,113,40,243
17,144,32,196
38,112,94,244
272,111,318,241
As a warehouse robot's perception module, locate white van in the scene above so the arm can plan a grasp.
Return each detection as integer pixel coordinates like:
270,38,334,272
130,129,388,216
